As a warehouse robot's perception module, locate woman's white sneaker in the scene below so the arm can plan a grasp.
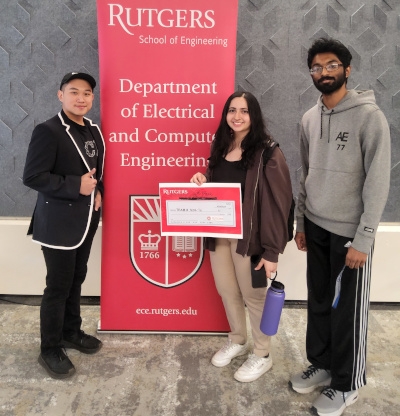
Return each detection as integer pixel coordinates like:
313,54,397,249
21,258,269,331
233,353,273,382
211,339,248,367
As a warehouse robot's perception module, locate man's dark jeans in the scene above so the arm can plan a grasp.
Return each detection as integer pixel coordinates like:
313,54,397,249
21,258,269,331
40,209,100,352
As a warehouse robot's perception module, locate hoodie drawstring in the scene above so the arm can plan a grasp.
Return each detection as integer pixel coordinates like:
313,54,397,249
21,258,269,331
320,110,333,143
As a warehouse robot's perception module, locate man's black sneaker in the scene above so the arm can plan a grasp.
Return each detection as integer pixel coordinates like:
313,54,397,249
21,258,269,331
38,347,76,379
63,330,102,354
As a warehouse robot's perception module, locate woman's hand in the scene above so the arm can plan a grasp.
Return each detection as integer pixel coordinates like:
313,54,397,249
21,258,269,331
255,258,278,279
190,172,207,186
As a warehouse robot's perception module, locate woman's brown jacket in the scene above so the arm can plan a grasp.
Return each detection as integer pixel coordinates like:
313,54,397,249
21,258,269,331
204,145,293,263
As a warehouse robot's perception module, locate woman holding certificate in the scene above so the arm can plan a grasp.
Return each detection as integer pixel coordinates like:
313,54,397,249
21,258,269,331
190,91,292,382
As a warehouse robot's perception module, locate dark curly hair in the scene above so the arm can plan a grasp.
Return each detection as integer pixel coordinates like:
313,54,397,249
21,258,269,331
208,91,273,170
307,38,352,69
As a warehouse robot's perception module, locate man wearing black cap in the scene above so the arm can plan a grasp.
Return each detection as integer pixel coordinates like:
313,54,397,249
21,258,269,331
23,72,105,379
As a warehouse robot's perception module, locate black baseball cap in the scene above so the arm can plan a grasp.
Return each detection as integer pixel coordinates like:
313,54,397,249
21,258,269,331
60,72,96,90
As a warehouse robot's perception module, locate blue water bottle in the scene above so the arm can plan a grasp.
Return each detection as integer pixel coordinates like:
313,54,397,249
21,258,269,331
260,274,285,336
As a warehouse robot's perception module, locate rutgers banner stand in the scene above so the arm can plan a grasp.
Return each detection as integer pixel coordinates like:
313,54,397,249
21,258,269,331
97,0,238,333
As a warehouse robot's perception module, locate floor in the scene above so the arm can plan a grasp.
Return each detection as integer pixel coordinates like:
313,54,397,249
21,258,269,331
0,298,399,416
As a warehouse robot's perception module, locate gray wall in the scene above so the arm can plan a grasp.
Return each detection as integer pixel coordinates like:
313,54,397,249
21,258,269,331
1,0,399,220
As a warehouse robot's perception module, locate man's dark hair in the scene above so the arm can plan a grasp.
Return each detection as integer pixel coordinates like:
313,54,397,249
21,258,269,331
307,38,352,69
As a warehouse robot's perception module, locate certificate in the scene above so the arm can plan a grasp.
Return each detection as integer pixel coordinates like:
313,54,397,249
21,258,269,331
159,183,243,238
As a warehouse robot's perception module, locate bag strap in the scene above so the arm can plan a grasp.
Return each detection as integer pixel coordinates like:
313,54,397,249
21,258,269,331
262,140,279,166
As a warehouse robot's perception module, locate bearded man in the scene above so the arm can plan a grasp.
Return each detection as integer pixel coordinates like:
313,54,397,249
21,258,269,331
289,38,391,416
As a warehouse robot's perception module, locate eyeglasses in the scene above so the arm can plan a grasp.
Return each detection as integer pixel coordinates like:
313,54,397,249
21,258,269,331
309,63,343,75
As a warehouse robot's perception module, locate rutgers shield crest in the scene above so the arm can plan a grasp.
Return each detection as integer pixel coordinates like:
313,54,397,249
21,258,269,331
130,196,204,288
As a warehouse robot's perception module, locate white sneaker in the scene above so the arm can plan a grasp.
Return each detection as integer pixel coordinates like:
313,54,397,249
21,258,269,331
211,339,248,367
233,353,273,382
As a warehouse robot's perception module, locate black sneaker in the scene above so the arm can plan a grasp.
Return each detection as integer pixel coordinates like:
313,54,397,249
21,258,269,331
38,348,76,379
63,330,102,354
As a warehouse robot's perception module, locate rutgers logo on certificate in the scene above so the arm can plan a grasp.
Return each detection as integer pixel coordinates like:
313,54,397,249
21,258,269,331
130,196,204,288
159,183,243,238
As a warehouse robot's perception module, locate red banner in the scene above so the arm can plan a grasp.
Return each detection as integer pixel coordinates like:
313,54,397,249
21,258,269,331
97,0,238,331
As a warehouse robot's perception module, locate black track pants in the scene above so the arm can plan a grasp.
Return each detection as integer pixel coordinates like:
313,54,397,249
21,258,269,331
304,216,373,392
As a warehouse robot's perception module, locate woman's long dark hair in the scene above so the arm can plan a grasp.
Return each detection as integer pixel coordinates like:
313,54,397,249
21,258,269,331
208,91,273,170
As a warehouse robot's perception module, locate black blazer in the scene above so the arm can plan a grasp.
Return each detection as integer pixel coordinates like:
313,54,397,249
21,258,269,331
23,111,105,249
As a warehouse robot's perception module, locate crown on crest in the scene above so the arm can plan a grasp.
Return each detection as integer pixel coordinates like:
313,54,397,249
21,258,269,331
138,230,161,250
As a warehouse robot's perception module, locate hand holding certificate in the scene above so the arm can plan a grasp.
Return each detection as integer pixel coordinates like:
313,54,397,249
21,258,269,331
159,183,243,238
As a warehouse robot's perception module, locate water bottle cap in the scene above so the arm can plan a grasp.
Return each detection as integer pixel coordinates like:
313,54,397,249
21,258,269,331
271,280,285,291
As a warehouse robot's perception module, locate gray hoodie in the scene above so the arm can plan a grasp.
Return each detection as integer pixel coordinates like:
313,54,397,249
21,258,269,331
296,89,391,254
